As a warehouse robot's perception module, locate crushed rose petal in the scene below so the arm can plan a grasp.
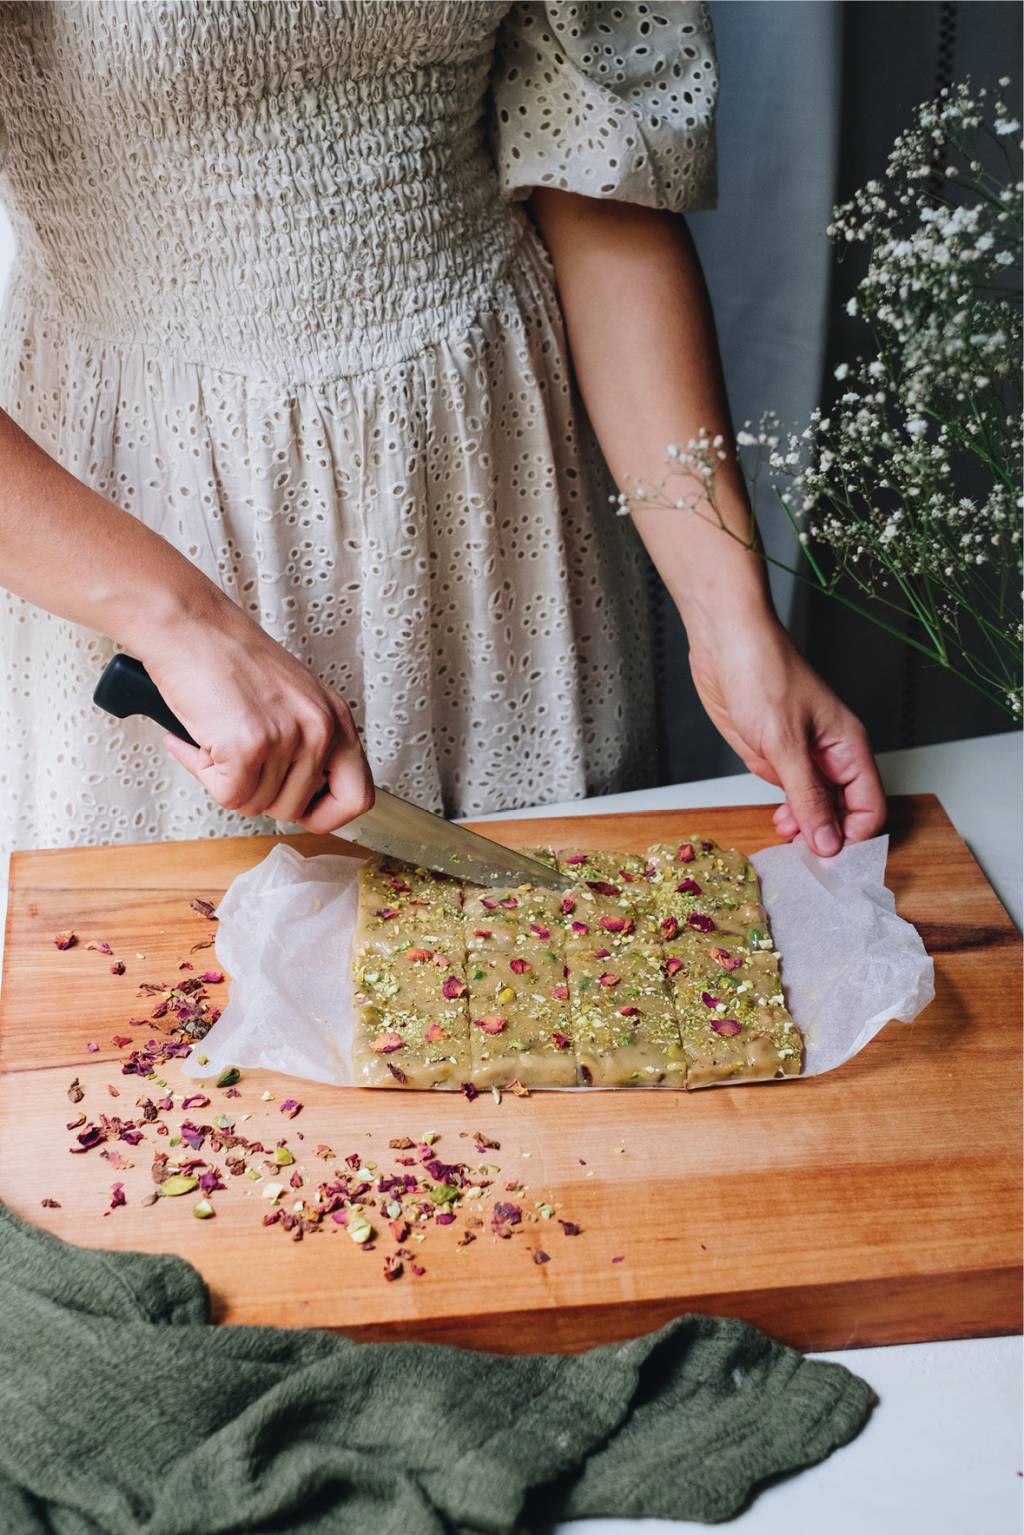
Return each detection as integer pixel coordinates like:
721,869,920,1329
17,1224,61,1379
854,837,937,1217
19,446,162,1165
371,1032,405,1054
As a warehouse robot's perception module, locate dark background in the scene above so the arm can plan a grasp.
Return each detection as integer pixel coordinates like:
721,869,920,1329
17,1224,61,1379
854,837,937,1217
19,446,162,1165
648,0,1022,785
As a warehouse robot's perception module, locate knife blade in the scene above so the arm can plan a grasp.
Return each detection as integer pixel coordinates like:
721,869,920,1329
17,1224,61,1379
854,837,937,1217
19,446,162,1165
93,655,564,889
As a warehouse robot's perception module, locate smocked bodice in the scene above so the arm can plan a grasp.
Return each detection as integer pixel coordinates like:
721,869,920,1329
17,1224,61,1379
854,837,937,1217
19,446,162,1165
0,0,718,855
0,1,527,378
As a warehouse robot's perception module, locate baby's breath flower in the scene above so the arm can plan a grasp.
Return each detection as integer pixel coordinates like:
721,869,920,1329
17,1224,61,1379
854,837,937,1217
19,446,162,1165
621,79,1021,716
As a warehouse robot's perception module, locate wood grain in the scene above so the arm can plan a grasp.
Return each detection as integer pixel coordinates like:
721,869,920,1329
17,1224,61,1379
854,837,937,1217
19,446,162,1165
1,795,1020,1353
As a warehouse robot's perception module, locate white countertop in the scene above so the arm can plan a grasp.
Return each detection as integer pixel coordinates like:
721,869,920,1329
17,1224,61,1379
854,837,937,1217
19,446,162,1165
474,731,1024,1535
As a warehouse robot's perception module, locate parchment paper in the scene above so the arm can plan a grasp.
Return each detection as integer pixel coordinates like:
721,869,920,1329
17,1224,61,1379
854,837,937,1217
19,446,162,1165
183,833,934,1088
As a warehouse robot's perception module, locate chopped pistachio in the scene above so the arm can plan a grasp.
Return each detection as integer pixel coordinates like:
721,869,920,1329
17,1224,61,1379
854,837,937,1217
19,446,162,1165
216,1066,241,1087
192,1199,215,1219
347,1211,374,1244
262,1182,284,1201
158,1174,198,1198
273,1146,295,1167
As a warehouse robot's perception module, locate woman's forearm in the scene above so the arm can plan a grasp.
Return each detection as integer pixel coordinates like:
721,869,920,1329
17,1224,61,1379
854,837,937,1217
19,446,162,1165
528,190,775,656
530,189,885,852
0,406,373,829
0,407,236,651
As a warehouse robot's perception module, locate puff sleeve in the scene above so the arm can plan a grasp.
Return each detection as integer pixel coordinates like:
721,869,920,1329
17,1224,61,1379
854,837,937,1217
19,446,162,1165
489,1,719,211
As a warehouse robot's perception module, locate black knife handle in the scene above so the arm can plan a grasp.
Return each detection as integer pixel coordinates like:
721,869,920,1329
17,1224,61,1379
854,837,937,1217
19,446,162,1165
93,654,198,748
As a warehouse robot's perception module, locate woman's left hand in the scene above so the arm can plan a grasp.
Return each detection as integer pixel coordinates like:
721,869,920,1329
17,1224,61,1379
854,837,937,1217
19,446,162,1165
688,617,886,856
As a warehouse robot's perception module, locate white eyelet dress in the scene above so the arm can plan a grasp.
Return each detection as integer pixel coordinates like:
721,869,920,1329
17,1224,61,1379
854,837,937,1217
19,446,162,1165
0,0,718,855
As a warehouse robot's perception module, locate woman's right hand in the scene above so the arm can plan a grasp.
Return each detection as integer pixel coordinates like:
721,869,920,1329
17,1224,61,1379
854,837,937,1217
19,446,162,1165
140,600,374,834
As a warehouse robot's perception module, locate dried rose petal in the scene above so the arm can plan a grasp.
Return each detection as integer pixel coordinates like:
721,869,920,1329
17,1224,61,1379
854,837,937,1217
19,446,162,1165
618,1005,642,1017
199,970,224,984
563,854,587,865
598,972,621,988
551,1030,572,1049
559,1219,582,1236
387,1062,408,1084
701,992,722,1009
660,916,679,940
435,1212,455,1226
551,984,569,1001
529,923,550,939
480,897,498,910
492,1201,522,1224
41,1197,61,1209
405,947,433,963
711,946,742,971
374,907,401,920
371,1032,405,1054
570,920,589,936
109,1182,126,1210
472,929,492,940
499,896,519,909
687,912,716,933
441,975,467,999
86,1042,99,1054
599,915,634,934
191,898,218,919
560,895,576,915
473,1015,507,1035
54,931,77,950
384,1255,404,1281
67,1078,84,1104
592,948,610,959
665,956,684,977
676,878,703,897
533,1249,551,1265
460,1081,479,1101
181,1093,210,1110
385,878,411,894
677,843,695,863
280,1099,303,1119
509,957,531,974
110,960,126,975
711,1017,742,1037
424,1021,449,1043
111,1035,133,1048
586,879,621,897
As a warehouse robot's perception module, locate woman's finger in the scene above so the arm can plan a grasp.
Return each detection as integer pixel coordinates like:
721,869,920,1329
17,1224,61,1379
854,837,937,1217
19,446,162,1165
298,735,374,834
772,739,842,856
265,719,337,824
772,802,799,839
813,723,886,843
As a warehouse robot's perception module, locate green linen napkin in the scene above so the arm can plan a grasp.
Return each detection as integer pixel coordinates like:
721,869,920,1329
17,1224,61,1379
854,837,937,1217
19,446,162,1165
0,1201,874,1533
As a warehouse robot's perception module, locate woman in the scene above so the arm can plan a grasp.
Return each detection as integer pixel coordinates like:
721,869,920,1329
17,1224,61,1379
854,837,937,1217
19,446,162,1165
0,0,884,860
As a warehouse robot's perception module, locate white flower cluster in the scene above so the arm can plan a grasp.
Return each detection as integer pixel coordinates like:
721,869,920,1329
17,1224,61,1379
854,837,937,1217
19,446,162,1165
624,80,1023,717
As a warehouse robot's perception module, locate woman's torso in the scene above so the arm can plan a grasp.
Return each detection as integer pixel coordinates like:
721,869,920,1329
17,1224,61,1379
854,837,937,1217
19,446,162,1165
0,0,525,380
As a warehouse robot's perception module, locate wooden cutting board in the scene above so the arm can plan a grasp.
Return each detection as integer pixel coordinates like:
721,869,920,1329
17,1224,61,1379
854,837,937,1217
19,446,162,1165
0,794,1020,1353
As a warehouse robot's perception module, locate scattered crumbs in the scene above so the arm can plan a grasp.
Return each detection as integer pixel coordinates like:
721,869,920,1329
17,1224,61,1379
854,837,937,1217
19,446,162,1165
41,1198,61,1209
533,1249,551,1265
611,1255,624,1264
85,1042,99,1054
53,931,77,950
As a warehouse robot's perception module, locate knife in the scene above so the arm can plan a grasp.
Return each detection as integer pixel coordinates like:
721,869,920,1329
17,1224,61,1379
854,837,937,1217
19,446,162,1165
93,654,564,889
